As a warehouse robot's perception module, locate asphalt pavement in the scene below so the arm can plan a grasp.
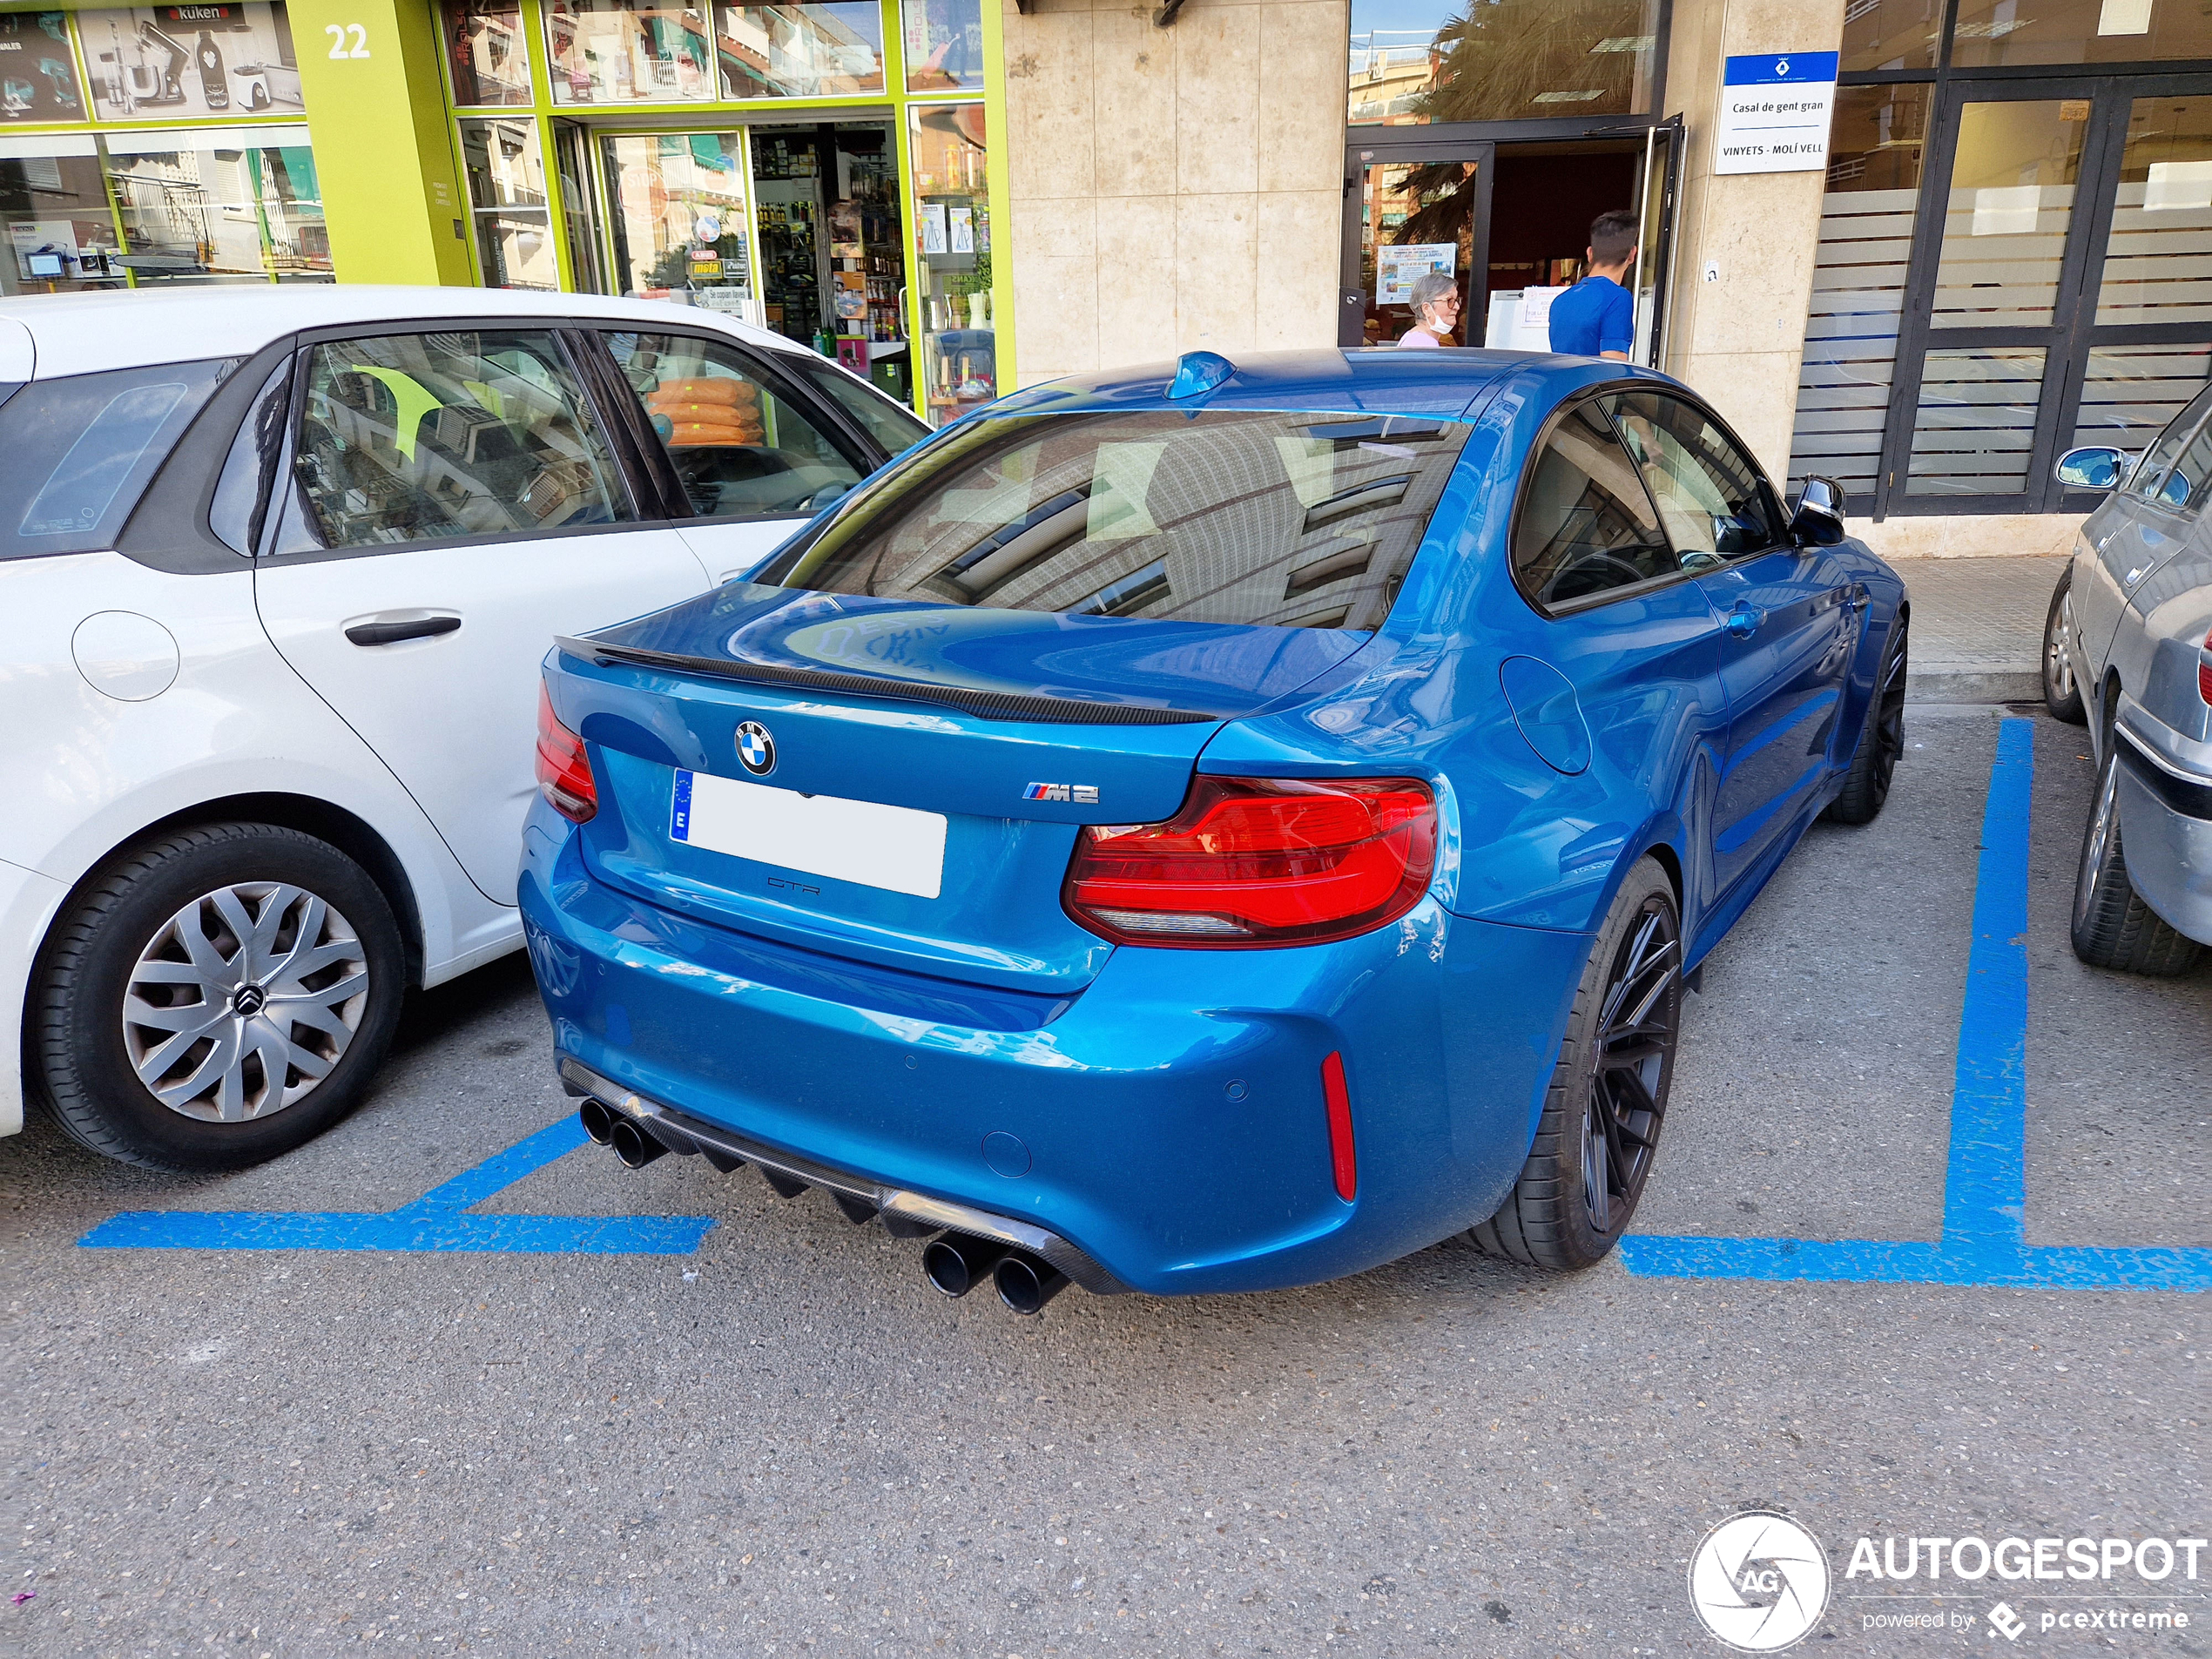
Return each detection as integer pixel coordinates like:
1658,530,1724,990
6,705,2207,1657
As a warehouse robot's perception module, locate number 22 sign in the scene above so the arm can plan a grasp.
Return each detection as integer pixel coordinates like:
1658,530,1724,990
325,23,370,57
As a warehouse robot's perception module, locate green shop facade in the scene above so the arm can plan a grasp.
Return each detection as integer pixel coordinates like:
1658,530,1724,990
0,0,1014,421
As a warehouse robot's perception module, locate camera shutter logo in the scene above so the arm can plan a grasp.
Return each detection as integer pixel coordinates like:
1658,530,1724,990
735,721,775,776
1687,1511,1831,1652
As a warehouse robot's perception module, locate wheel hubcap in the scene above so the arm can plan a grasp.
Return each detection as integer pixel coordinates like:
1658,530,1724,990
2048,593,2076,700
121,882,370,1123
1581,900,1681,1235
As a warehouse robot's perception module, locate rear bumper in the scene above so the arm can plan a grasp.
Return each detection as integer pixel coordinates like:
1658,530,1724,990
2115,733,2212,947
520,807,1588,1296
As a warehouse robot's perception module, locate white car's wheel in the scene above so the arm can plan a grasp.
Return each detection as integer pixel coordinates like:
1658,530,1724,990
34,823,406,1171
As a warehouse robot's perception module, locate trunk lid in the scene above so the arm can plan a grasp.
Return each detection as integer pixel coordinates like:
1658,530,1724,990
554,583,1365,995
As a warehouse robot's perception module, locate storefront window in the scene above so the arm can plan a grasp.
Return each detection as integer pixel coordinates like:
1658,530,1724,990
79,3,305,121
3,138,125,295
442,0,533,106
460,116,558,289
553,121,604,295
601,132,750,305
1347,0,1657,126
547,0,716,104
908,104,991,423
102,127,327,283
1951,0,2212,68
903,0,982,94
1786,84,1929,502
1840,0,1942,73
717,2,883,97
0,11,86,121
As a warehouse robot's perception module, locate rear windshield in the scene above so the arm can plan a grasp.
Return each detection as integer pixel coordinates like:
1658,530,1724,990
0,360,231,559
776,409,1474,630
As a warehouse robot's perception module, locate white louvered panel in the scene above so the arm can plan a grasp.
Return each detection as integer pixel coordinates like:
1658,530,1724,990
1905,349,2046,496
1788,189,1919,496
2070,343,2212,453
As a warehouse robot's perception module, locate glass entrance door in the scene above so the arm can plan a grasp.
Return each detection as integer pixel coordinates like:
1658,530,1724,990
1341,148,1490,347
599,131,754,314
1879,78,2212,515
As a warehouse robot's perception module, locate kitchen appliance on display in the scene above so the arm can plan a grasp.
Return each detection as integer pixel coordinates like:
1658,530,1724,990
192,27,228,108
131,18,192,105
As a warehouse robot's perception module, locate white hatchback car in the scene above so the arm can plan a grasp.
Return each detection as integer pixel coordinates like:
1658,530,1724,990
0,287,927,1170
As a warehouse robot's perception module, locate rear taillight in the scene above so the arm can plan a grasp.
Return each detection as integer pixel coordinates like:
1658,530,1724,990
1064,776,1436,948
2199,626,2211,706
535,685,597,823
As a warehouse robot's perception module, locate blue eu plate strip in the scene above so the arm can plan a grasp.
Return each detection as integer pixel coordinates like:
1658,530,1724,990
78,1116,715,1257
1622,717,2209,1293
671,767,694,842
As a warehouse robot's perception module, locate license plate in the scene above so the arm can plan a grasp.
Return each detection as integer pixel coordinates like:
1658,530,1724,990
670,768,946,900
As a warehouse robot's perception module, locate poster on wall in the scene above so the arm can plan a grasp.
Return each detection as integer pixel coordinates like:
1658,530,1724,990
82,3,301,122
1376,243,1455,306
1,13,84,122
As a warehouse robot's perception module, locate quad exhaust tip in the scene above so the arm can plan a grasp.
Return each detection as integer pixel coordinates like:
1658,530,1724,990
993,1251,1069,1316
577,1098,617,1146
922,1232,1008,1298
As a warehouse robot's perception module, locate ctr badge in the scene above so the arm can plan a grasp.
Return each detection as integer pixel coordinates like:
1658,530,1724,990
735,721,776,776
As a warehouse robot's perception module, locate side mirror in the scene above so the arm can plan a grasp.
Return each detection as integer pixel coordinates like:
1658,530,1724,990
1789,475,1847,546
2055,446,2128,490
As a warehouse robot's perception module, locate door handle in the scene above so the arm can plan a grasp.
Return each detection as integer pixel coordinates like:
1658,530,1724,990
344,615,461,647
1726,602,1764,639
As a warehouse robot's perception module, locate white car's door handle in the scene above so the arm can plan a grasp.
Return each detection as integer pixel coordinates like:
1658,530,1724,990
345,614,462,647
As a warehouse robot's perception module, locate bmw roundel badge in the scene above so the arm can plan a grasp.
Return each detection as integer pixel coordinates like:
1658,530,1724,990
735,720,776,776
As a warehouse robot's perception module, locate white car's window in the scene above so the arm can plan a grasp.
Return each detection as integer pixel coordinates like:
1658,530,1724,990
278,330,636,552
2121,394,2211,503
0,361,229,558
2159,419,2212,516
785,354,931,456
603,331,865,520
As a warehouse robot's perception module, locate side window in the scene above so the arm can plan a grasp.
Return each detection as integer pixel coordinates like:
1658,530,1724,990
604,333,866,520
786,356,931,458
1512,401,1679,610
1606,392,1780,565
2125,393,2212,502
2161,419,2212,515
280,330,635,552
0,360,229,560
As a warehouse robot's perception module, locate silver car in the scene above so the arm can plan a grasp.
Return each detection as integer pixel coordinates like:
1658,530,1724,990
2042,387,2212,976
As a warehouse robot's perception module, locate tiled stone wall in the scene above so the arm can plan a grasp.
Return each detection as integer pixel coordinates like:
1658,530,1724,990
999,0,1348,387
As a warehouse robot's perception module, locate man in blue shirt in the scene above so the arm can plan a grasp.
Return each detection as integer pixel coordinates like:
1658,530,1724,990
1547,209,1639,360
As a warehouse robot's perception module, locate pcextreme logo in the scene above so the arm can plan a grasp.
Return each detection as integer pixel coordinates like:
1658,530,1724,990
1688,1511,1832,1653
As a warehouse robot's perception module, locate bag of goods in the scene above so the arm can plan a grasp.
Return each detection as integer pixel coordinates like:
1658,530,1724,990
646,376,756,412
666,420,763,448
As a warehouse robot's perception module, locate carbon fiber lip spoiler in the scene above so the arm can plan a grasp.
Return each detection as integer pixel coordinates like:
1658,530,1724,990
553,635,1222,727
557,1056,1130,1296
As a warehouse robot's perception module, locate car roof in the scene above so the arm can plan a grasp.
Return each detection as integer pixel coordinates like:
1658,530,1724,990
0,285,815,381
988,347,1653,421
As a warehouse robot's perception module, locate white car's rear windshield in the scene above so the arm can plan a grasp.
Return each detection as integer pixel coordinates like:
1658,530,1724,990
774,409,1474,631
0,360,231,559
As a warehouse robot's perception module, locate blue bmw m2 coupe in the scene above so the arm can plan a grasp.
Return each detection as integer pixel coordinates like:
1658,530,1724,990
522,348,1908,1312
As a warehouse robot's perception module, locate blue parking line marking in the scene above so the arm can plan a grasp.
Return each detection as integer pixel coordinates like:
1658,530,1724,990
1622,717,2211,1293
78,1115,716,1257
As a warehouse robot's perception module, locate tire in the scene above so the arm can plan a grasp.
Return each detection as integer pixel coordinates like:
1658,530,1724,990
32,823,407,1171
2042,567,2088,725
1470,858,1683,1271
2070,738,2202,977
1823,610,1909,826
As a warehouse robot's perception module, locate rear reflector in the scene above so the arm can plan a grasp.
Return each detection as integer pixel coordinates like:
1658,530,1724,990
2199,625,2211,706
535,684,597,822
1063,775,1436,948
1321,1050,1356,1202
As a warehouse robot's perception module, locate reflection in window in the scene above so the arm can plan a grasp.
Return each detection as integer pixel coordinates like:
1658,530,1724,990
1512,402,1673,609
3,144,127,295
102,130,330,285
442,0,532,105
903,0,982,93
1952,0,2211,67
1840,0,1942,73
782,410,1473,631
1348,0,1656,127
2095,97,2212,328
1786,83,1928,502
462,117,557,290
547,0,717,103
285,332,634,550
605,331,864,518
1608,393,1777,560
0,11,84,121
718,2,883,96
1905,347,2047,496
1930,100,2087,329
602,132,748,300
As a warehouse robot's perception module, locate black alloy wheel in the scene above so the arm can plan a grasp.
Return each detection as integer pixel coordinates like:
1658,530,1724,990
1471,859,1683,1270
2042,569,2087,725
1824,613,1909,826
